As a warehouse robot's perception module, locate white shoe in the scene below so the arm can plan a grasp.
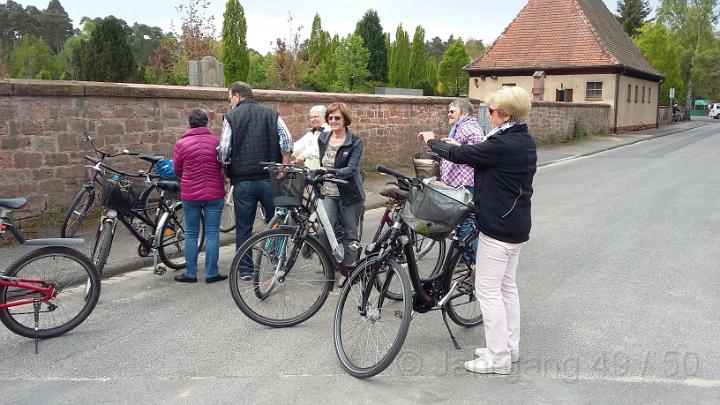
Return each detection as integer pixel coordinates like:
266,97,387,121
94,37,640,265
464,357,511,375
475,347,520,363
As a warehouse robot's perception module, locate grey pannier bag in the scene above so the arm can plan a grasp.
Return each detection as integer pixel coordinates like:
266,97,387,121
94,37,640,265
400,180,473,240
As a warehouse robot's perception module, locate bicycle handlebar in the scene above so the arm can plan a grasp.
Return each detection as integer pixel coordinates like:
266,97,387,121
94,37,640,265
85,155,150,179
83,131,140,158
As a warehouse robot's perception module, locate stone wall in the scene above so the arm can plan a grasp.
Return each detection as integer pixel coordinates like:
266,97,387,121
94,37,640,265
0,79,611,213
528,101,610,143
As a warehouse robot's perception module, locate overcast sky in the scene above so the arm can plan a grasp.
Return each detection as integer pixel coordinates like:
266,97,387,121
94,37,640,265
13,0,661,54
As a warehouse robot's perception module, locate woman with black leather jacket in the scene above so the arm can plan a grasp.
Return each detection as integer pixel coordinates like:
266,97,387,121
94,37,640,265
418,86,537,375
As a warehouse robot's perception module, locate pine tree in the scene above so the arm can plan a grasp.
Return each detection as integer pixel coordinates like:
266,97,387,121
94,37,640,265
41,0,73,54
388,24,410,87
616,0,652,37
221,0,249,84
354,9,387,83
437,39,469,96
308,13,330,66
76,16,136,82
334,34,370,92
408,25,426,88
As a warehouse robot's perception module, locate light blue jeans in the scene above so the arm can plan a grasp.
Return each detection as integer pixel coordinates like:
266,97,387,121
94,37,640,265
182,198,224,279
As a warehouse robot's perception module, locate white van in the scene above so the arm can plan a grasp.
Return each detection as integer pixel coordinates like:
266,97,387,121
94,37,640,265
709,103,720,119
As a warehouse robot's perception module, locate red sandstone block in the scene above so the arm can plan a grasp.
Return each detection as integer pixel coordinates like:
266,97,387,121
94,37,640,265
37,178,66,193
32,168,54,180
0,107,15,121
97,122,125,136
56,133,79,152
44,120,67,132
44,153,70,166
124,119,145,133
0,153,12,168
13,151,44,168
18,120,43,135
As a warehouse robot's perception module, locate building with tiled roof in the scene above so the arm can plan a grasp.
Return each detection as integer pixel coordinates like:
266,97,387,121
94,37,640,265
466,0,664,132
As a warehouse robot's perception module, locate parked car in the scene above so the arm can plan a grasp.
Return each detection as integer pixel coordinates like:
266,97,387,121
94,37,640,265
709,104,720,119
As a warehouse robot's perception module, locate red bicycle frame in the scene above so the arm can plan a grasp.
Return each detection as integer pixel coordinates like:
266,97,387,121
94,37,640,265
0,277,54,310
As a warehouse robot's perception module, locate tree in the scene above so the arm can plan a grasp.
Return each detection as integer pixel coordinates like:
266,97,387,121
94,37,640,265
128,23,168,66
333,33,370,92
148,37,180,84
308,13,330,65
464,38,486,61
0,1,43,57
408,26,426,88
76,16,136,82
616,0,652,37
355,9,387,82
221,0,249,84
657,0,720,110
174,0,216,60
424,56,438,95
8,34,54,79
425,35,453,62
633,21,684,105
437,39,470,96
246,50,269,88
388,24,410,87
41,0,73,54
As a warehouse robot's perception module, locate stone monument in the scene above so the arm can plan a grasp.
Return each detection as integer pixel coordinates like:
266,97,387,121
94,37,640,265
189,56,224,87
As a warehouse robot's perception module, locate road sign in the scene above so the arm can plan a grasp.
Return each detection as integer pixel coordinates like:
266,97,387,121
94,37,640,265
670,88,675,99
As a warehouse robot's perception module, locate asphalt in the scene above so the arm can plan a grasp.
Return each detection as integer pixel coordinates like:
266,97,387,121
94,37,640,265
1,119,707,278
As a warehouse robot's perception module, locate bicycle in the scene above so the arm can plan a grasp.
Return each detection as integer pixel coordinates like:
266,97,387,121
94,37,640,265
0,197,100,353
333,165,483,378
85,155,204,276
60,132,141,237
228,163,354,328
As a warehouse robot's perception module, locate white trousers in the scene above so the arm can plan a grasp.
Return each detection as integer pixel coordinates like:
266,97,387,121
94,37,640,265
475,231,524,365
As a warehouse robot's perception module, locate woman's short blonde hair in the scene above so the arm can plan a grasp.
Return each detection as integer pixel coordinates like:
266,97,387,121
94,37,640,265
487,87,532,121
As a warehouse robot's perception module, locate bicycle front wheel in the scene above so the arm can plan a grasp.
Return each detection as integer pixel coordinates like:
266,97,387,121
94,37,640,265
90,218,115,276
0,246,100,339
229,227,333,327
158,203,204,269
220,181,235,233
334,257,412,378
445,233,483,327
61,187,95,238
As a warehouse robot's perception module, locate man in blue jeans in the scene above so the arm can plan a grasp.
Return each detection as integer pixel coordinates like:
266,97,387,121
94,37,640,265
217,82,293,279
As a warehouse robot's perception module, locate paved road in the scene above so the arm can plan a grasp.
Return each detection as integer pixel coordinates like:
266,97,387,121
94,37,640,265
1,120,719,403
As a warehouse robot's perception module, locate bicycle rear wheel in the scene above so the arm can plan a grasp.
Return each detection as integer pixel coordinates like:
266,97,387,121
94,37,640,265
158,203,204,269
61,187,95,238
334,257,412,378
0,246,100,339
229,227,333,327
90,218,115,276
445,233,483,327
220,181,235,233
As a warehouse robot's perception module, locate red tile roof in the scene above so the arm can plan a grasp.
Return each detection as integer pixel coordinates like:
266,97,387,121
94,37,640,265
466,0,663,78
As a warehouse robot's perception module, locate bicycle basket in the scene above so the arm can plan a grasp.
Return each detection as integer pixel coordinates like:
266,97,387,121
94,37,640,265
267,166,306,207
412,152,440,180
100,176,140,214
400,180,473,240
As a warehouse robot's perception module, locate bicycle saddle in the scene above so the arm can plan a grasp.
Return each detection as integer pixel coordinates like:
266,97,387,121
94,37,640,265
379,186,408,202
156,181,179,192
0,197,27,209
140,155,164,164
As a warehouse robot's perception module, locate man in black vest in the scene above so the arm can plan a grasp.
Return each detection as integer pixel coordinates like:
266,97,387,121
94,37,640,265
217,82,293,279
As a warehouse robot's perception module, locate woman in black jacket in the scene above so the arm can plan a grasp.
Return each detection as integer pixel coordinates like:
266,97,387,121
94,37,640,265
418,87,537,375
318,102,365,275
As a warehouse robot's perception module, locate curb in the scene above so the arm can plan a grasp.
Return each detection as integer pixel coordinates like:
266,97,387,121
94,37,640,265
537,122,706,168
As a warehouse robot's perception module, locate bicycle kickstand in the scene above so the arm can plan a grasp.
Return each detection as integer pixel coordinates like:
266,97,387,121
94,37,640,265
33,297,41,354
151,249,166,275
441,308,461,350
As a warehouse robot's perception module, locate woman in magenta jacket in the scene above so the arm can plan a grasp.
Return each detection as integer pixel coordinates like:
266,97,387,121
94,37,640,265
172,109,227,283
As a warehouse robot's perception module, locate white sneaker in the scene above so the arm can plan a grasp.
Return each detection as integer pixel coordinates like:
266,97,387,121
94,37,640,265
464,357,511,375
474,347,520,363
